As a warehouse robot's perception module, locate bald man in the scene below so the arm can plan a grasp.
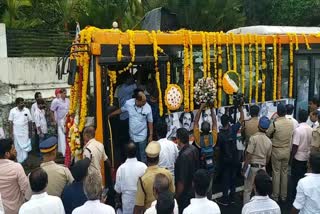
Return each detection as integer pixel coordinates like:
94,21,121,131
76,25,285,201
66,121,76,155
83,126,109,177
109,88,153,163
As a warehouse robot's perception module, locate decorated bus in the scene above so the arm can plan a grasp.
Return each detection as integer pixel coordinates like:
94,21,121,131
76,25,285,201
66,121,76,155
57,25,320,175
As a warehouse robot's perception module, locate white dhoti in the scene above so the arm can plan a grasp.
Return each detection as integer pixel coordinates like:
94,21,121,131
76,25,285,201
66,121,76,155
121,191,136,214
13,134,31,163
57,119,66,157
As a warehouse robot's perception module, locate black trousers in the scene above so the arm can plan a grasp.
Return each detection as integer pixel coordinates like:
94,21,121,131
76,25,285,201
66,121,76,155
291,158,307,199
118,118,129,163
222,165,237,200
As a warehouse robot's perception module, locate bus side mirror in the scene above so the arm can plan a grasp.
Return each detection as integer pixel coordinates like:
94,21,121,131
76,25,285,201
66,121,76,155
67,59,77,85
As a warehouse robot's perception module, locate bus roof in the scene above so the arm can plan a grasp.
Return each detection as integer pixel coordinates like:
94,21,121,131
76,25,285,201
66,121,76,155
227,25,320,35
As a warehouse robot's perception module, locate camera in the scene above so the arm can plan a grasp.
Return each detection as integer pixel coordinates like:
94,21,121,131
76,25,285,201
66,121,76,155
233,93,244,107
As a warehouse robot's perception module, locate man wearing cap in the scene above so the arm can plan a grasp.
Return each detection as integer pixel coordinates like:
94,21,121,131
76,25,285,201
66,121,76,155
40,136,74,197
50,88,70,157
267,103,294,202
311,111,320,153
134,141,175,214
242,116,272,204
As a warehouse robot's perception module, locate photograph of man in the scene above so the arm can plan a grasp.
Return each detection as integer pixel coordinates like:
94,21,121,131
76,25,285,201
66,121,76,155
179,112,194,132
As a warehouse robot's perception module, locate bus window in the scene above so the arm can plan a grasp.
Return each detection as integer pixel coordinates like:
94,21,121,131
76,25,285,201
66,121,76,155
315,57,320,98
296,56,311,118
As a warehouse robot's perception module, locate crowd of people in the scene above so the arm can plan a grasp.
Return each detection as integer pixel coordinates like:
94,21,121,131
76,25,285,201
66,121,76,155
1,80,320,214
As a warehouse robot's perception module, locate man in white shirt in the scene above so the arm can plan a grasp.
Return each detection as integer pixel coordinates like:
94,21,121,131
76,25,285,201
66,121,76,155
8,98,33,163
31,92,42,153
286,104,299,130
309,110,319,129
307,97,320,128
34,98,48,141
291,110,313,198
183,169,220,214
19,168,65,214
145,173,179,214
83,126,109,178
242,169,280,214
156,122,179,177
292,152,320,214
72,171,115,214
114,143,147,214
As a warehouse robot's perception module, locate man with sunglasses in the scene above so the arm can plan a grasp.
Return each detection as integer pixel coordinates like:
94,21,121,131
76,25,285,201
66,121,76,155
109,88,153,163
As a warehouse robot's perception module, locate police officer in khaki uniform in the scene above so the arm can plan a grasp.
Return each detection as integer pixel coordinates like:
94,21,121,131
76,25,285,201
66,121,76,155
242,116,272,204
266,104,294,202
242,105,260,146
40,136,74,197
311,111,320,152
134,141,175,214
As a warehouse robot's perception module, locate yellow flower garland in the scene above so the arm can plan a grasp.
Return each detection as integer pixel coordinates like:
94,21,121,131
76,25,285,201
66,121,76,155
108,70,117,106
217,33,223,107
206,33,211,77
128,30,136,62
248,34,253,103
278,38,282,99
151,30,163,116
183,31,190,111
188,31,194,111
261,36,266,102
226,34,231,71
273,35,277,101
213,33,218,108
117,42,123,62
69,72,79,114
201,32,207,78
255,35,259,102
294,33,299,51
232,33,237,71
167,61,171,86
241,35,245,95
288,33,294,98
303,34,312,50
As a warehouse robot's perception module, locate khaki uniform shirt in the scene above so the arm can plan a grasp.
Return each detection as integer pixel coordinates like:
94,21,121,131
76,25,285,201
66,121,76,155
311,127,320,151
267,117,294,158
40,161,74,197
246,132,272,165
243,117,259,144
83,138,108,176
135,165,175,209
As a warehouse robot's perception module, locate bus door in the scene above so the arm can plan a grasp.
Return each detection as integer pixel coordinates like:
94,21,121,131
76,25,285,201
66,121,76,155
295,54,320,117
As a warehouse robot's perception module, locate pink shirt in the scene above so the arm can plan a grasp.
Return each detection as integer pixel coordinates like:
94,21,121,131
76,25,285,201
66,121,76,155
0,159,31,214
293,123,313,161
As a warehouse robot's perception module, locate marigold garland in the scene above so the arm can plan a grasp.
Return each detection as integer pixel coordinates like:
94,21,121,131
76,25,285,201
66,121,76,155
294,33,299,51
167,61,171,86
241,35,245,95
277,37,282,99
117,42,123,62
288,33,294,98
255,35,259,102
248,34,253,103
261,36,266,102
152,30,163,116
217,33,223,107
183,31,190,111
206,33,211,77
273,35,277,101
128,30,136,62
213,33,218,108
108,70,117,106
188,32,194,111
232,33,237,71
303,34,312,50
201,32,207,78
226,34,231,71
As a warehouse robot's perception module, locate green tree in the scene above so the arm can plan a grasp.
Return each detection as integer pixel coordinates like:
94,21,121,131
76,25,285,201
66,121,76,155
167,0,245,31
1,0,42,28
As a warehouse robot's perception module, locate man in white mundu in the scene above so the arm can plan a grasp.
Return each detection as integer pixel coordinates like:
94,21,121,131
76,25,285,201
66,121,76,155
50,88,70,157
8,98,32,163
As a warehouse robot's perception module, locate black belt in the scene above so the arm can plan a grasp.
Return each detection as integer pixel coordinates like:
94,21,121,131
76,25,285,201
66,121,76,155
251,163,265,168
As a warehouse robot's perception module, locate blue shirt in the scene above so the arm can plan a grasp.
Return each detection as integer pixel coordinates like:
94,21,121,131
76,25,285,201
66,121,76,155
117,83,137,120
121,98,153,142
61,181,87,214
